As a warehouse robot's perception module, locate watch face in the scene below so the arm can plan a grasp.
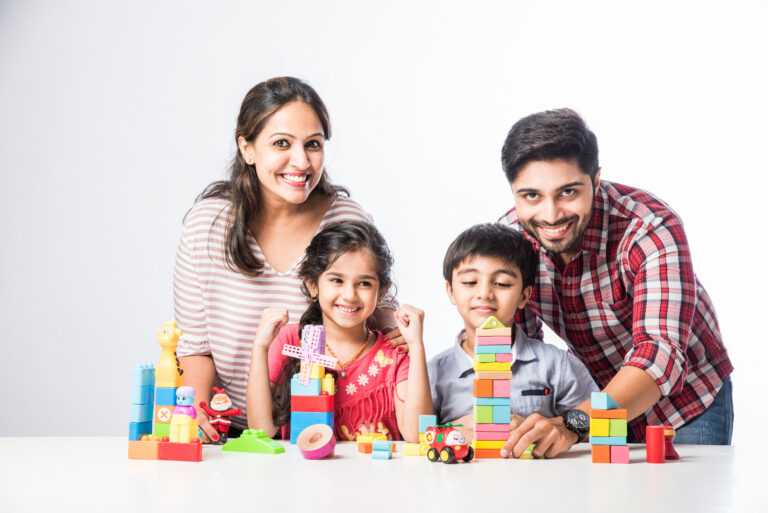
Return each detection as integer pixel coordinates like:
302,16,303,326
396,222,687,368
566,410,590,431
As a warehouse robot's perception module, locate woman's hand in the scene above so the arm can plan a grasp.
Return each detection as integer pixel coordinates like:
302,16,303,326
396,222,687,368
253,307,289,351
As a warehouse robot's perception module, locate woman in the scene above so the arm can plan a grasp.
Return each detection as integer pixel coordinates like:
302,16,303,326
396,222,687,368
174,77,400,442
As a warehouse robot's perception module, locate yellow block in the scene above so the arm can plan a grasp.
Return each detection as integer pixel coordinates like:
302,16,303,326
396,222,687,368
590,418,610,437
403,442,421,456
419,432,426,443
473,439,506,449
357,432,387,444
309,362,325,379
322,374,335,395
473,361,511,372
419,442,430,456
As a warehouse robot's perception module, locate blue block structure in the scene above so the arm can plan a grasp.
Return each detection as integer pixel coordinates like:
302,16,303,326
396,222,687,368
492,405,511,424
590,436,628,446
289,411,334,443
155,387,178,406
132,364,155,387
419,415,437,433
591,392,619,410
129,421,152,441
371,440,393,460
475,344,512,354
290,375,322,396
476,397,512,407
131,386,154,404
129,364,156,440
129,403,154,422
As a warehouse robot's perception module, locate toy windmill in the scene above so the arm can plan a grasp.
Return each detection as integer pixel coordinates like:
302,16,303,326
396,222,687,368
282,325,338,385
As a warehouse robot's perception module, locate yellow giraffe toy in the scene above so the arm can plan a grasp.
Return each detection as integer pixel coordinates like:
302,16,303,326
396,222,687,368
156,320,184,388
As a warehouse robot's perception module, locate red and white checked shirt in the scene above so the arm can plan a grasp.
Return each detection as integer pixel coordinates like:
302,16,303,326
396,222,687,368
499,181,733,441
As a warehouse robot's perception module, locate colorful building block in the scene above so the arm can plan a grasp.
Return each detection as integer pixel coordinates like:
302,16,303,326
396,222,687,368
291,393,334,412
128,439,159,460
591,444,611,463
371,450,392,460
474,448,504,459
473,439,506,449
495,353,514,363
290,375,322,396
590,408,627,419
322,373,335,395
418,415,437,433
155,387,178,406
131,385,155,404
473,362,511,372
591,392,620,410
222,429,285,454
590,436,627,446
474,430,510,440
129,421,152,441
157,439,202,462
130,403,154,423
609,418,627,437
492,380,511,397
475,371,513,380
154,404,173,424
473,379,493,397
154,422,171,438
474,353,497,363
476,397,511,407
492,405,511,424
479,316,505,329
475,336,513,346
590,418,610,437
403,442,421,456
474,405,493,424
646,425,665,463
475,344,512,354
611,445,629,464
474,423,511,432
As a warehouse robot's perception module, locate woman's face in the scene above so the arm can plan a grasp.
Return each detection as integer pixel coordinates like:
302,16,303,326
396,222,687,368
240,101,326,205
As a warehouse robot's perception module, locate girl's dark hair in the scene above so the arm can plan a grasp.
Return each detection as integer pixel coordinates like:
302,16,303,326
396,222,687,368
271,220,394,427
196,76,348,277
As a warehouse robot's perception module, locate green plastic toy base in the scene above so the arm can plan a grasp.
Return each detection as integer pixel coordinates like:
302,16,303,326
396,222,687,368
222,429,285,454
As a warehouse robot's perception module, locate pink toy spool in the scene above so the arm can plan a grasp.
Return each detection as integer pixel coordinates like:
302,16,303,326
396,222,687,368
646,425,665,463
297,424,336,460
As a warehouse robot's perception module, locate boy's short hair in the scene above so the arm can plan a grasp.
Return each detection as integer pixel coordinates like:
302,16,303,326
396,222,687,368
443,224,538,289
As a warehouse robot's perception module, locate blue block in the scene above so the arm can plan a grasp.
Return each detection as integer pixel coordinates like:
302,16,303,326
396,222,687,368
128,421,152,441
372,440,393,451
419,415,437,433
131,363,155,387
290,411,334,430
290,375,322,396
129,403,154,422
289,414,334,444
492,405,511,424
476,397,511,407
475,344,512,354
131,385,154,405
371,450,393,460
591,392,619,410
155,387,177,406
590,436,627,446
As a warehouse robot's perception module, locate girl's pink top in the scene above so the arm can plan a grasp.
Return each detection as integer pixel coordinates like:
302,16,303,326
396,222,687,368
268,324,410,441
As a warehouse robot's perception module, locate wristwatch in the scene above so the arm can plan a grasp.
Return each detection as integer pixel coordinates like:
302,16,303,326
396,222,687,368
562,409,590,443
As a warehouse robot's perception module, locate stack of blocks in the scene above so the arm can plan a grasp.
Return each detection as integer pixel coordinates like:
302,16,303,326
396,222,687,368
357,432,387,454
590,392,629,464
286,325,336,444
371,440,394,460
472,317,513,459
414,415,437,456
129,364,155,440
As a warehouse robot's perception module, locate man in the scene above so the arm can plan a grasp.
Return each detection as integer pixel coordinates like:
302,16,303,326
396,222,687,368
497,108,733,459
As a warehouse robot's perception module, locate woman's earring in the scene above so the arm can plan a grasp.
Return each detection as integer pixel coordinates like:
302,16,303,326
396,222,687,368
311,296,318,303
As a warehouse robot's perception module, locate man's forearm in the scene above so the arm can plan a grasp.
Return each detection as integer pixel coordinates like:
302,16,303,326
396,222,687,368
574,366,662,420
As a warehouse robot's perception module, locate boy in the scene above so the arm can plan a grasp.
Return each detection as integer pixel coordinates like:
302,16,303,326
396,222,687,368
428,224,597,444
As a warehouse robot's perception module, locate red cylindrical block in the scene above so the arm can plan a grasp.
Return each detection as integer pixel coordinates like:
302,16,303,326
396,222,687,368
646,425,665,463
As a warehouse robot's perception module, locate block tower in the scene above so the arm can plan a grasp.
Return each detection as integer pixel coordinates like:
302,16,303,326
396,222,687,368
128,363,155,440
282,325,338,444
153,321,184,439
472,316,513,459
590,391,628,464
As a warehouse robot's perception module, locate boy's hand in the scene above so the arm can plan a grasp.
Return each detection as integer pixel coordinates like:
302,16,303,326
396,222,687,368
252,307,289,351
500,413,578,459
394,305,425,348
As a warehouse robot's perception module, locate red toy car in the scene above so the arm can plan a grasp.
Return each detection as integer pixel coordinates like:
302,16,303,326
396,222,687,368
424,424,474,463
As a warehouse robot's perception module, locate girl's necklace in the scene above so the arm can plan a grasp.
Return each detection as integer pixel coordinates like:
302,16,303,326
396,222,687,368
325,330,372,378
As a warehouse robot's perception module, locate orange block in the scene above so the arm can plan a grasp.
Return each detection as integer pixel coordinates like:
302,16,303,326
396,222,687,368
128,440,159,460
357,442,372,454
474,448,504,459
591,444,611,463
590,408,628,419
473,379,493,398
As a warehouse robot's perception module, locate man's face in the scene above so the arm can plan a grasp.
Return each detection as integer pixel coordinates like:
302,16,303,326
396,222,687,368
510,159,600,266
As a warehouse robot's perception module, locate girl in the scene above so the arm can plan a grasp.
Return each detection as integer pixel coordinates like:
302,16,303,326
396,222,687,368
247,221,432,442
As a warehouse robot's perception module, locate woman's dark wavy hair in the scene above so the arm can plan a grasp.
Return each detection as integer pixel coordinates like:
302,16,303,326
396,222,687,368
271,220,394,427
195,77,348,277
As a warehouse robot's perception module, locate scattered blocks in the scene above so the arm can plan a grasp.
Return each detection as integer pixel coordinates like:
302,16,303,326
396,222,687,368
371,440,394,460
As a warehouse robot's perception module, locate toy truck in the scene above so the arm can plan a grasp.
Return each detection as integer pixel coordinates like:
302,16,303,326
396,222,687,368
424,424,474,463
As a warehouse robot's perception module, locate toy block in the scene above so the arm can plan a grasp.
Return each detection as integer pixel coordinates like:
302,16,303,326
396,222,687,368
493,380,511,397
590,436,627,446
476,397,511,407
372,440,394,452
131,385,154,405
371,450,392,460
474,353,496,363
290,375,322,396
475,370,513,380
358,442,372,453
519,444,544,459
474,423,510,432
322,374,335,395
473,379,493,397
131,363,156,387
480,316,505,329
591,392,619,410
474,405,493,424
591,444,611,463
130,403,154,423
475,344,511,354
295,424,336,459
157,439,202,462
646,425,665,463
476,327,513,337
154,422,171,439
492,405,511,424
222,429,285,454
308,362,325,379
611,445,629,464
590,408,627,419
418,415,437,433
474,448,504,459
475,336,513,346
155,387,177,406
474,439,506,449
290,411,334,430
474,430,510,441
495,353,514,363
128,439,159,460
474,362,511,372
357,433,387,443
609,418,628,437
590,418,610,437
403,442,421,456
419,432,426,443
129,421,152,441
291,393,334,412
154,404,174,424
155,321,184,388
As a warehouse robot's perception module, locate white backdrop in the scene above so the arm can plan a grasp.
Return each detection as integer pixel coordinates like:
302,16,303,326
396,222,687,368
1,1,766,445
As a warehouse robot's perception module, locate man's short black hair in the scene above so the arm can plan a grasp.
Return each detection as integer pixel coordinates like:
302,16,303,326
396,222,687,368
501,108,599,183
443,223,538,289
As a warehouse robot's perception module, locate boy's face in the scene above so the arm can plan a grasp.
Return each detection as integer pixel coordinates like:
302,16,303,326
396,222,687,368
446,255,532,332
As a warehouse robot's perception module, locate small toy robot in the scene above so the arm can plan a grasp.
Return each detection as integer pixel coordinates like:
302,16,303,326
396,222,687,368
199,387,242,444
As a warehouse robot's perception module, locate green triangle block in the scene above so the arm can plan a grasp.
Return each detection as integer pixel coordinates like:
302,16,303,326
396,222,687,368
222,429,285,454
519,443,546,460
480,316,506,329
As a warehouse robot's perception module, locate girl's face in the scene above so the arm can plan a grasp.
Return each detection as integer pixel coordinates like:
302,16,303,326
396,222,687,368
238,101,326,206
306,249,384,335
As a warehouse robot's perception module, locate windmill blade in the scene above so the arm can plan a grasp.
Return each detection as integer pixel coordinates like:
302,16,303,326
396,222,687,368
312,354,339,370
282,345,305,358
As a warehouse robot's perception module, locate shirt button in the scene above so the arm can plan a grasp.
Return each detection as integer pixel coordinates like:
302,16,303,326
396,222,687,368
569,313,577,320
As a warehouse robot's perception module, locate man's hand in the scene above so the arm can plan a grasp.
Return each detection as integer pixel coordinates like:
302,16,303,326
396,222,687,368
500,413,578,459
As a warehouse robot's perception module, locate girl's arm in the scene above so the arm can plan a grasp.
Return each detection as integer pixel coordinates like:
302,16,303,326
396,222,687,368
178,355,219,443
246,307,289,437
392,305,434,442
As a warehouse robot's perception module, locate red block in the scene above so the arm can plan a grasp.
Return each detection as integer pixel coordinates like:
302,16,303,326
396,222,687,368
646,425,665,463
157,440,202,462
291,393,334,412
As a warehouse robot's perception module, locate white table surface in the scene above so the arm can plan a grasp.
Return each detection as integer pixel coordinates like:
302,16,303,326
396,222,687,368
1,438,766,513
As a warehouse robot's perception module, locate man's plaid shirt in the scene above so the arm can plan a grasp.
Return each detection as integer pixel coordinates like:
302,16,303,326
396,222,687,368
499,180,733,441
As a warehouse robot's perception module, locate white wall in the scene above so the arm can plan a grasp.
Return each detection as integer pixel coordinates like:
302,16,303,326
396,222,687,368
1,0,765,443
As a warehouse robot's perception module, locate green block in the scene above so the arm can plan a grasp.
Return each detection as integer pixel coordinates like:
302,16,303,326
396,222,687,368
474,353,496,363
474,404,493,424
222,429,285,454
154,422,170,438
609,419,627,437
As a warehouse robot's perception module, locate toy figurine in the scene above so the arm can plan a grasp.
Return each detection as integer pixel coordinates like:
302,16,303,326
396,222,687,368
170,386,198,443
664,425,680,460
425,423,474,463
199,387,242,444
